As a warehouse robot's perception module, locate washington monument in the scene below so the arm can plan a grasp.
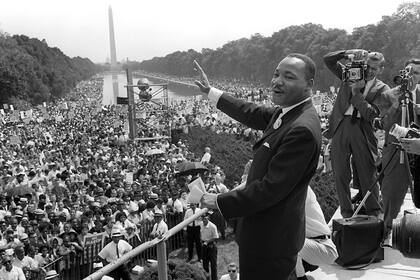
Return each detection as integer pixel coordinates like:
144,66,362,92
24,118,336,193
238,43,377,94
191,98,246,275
108,5,117,70
108,5,119,103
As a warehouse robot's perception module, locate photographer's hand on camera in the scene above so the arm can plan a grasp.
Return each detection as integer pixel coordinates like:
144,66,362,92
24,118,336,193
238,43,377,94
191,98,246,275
345,49,368,61
349,79,366,96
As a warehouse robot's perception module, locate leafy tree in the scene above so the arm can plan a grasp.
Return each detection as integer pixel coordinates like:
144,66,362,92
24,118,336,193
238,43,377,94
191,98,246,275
0,32,99,108
135,2,420,91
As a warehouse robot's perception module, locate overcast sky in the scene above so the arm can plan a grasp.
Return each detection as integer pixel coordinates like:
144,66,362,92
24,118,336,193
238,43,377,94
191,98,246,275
0,0,409,63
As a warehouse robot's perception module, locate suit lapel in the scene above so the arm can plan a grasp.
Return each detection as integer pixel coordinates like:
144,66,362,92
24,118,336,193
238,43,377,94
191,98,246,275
253,100,312,151
253,107,282,150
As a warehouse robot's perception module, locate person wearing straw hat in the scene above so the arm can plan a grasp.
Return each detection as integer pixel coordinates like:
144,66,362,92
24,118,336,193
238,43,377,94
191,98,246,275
150,209,168,239
44,269,59,280
98,227,132,280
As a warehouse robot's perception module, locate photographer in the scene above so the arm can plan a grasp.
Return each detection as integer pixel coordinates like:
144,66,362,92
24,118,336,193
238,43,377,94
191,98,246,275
379,58,420,236
323,49,390,218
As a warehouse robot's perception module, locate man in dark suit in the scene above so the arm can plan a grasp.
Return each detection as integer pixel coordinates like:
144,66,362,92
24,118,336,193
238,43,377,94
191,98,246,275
377,58,420,235
194,54,322,280
323,50,390,218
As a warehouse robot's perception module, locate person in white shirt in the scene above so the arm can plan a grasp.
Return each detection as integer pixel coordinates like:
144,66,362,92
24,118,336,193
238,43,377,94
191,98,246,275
220,262,239,280
12,246,38,273
209,174,229,194
0,255,26,280
183,203,202,262
200,213,219,280
295,186,338,279
98,228,132,280
201,147,212,164
208,174,228,240
179,192,189,212
150,210,168,238
167,193,183,214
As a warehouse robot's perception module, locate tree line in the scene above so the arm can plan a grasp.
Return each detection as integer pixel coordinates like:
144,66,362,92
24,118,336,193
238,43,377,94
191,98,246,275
0,33,100,108
131,2,420,91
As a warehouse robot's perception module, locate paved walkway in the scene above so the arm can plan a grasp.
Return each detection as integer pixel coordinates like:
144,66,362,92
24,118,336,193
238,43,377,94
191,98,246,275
309,193,420,280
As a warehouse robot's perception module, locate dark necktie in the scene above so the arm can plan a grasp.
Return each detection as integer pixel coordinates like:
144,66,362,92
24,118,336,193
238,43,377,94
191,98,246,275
407,91,414,125
116,241,119,258
351,87,365,123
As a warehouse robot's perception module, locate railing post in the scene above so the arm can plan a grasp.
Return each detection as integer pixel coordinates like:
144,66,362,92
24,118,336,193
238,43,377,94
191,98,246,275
157,241,168,280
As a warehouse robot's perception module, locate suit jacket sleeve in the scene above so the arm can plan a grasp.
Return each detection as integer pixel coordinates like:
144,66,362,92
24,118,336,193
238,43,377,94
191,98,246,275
323,50,346,80
216,126,318,218
378,87,401,131
216,93,276,131
350,82,390,122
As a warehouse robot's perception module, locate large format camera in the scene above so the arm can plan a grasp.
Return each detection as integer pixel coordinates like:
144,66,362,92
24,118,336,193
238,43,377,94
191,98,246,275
342,60,368,82
389,123,420,139
393,66,413,92
392,210,420,258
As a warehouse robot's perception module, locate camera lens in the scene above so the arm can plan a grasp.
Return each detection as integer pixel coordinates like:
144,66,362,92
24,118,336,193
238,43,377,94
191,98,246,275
392,211,420,258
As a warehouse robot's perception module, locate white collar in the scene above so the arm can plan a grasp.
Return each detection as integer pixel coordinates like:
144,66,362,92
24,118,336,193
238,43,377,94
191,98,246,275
279,96,312,116
273,97,311,130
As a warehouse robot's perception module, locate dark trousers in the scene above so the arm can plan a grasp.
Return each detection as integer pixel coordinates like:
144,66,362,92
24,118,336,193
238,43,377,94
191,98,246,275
187,226,202,260
202,242,217,280
109,264,131,280
239,245,297,280
381,143,411,230
331,117,381,217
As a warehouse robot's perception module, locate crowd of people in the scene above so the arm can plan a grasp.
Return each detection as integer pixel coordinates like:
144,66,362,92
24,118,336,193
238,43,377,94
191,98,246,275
0,76,237,280
1,48,413,280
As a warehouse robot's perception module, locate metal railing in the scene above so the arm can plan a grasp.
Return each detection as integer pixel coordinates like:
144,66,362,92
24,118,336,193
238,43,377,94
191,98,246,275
84,208,208,280
25,212,190,280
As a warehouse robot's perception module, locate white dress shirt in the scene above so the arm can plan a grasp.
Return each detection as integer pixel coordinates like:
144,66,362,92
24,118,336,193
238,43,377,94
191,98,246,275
305,186,331,237
183,208,202,227
151,220,168,237
98,240,132,263
200,221,219,242
0,266,26,280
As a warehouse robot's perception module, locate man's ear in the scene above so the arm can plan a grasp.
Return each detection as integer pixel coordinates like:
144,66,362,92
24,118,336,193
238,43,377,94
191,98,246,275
306,78,314,91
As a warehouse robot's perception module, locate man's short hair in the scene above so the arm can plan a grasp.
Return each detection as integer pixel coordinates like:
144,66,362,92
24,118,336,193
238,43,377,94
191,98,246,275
228,262,237,268
405,58,420,67
286,53,316,82
367,52,385,67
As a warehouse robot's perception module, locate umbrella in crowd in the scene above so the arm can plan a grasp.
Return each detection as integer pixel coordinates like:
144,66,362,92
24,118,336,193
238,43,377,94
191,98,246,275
176,161,208,176
6,185,36,197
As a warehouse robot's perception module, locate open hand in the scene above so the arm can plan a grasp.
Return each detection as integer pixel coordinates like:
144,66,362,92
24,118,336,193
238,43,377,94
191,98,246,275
193,60,211,94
